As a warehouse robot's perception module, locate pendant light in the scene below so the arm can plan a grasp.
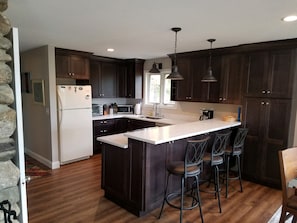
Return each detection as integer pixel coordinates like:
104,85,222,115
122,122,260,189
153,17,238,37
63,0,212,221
201,38,217,82
149,62,160,73
167,27,184,80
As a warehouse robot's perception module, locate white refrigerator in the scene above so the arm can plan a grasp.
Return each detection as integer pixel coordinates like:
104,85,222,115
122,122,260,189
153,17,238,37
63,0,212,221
57,85,93,164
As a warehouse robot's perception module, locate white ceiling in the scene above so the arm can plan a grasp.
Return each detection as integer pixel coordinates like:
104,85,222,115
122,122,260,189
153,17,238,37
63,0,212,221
4,0,297,59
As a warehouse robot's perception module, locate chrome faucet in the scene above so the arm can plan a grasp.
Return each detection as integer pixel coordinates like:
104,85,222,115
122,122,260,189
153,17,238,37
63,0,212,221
153,103,160,117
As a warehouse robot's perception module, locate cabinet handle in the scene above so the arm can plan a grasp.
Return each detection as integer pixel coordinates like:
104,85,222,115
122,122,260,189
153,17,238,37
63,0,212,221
267,90,271,94
262,90,266,94
261,101,265,105
219,97,223,101
266,102,269,105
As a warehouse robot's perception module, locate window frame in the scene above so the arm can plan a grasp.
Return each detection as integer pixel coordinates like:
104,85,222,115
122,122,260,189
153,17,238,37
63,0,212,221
144,69,176,108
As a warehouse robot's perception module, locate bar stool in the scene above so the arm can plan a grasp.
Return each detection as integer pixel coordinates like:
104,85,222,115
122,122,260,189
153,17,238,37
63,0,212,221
202,131,231,213
224,128,248,198
158,137,209,223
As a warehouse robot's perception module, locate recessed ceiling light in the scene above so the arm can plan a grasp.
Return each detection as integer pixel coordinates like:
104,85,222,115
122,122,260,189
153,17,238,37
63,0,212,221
107,48,114,52
282,15,297,22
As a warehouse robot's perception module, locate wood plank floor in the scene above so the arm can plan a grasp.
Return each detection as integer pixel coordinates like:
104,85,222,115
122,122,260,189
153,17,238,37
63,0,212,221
26,154,282,223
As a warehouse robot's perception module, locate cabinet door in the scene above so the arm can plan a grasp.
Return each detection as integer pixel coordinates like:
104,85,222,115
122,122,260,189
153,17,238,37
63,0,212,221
242,98,264,181
174,57,192,101
191,56,208,101
56,53,71,78
261,98,291,187
90,61,101,97
244,51,269,97
267,49,295,98
219,54,243,104
118,63,128,97
243,97,291,187
101,62,118,98
70,55,90,80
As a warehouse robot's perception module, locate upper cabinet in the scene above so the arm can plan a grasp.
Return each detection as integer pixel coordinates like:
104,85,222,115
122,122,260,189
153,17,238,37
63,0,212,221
173,55,221,102
219,54,244,104
243,49,296,99
90,59,119,98
119,59,144,99
55,48,91,80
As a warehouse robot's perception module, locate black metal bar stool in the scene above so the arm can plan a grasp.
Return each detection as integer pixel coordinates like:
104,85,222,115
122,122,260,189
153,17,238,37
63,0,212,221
202,131,231,213
224,128,248,198
158,137,209,223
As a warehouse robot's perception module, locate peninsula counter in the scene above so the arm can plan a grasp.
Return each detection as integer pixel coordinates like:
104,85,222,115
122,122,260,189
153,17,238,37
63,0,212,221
98,118,241,216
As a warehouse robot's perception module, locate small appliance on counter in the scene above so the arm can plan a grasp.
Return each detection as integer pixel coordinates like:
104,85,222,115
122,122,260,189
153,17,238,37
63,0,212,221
134,103,142,115
117,104,134,114
199,109,214,121
92,104,103,116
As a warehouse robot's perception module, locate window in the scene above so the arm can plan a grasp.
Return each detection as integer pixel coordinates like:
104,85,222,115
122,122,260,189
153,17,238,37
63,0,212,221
145,71,175,106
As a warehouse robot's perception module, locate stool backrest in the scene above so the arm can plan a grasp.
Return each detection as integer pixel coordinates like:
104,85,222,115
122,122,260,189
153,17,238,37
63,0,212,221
233,128,248,151
212,131,231,159
185,137,209,176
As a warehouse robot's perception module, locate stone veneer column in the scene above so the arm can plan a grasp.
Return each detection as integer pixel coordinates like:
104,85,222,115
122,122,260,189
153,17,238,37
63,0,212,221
0,1,21,223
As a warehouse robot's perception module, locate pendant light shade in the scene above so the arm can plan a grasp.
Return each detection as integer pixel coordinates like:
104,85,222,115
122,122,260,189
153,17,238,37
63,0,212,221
201,38,217,82
149,62,160,73
167,27,184,80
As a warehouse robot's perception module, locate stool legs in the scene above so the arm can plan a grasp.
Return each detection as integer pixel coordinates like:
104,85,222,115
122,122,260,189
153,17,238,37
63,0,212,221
225,154,243,198
214,165,222,213
159,174,204,223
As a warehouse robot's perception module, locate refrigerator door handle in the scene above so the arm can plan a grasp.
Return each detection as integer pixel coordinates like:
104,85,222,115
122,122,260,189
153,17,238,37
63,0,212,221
57,91,63,126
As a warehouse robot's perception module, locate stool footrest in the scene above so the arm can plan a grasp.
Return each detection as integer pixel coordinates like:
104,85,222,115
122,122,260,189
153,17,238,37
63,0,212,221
166,192,200,210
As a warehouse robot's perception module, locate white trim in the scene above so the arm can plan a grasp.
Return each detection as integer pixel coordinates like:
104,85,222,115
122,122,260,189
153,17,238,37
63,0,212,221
12,27,28,223
25,147,60,169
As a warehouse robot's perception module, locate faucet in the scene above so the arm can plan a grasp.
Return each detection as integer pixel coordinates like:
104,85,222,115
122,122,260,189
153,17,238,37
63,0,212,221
152,103,160,117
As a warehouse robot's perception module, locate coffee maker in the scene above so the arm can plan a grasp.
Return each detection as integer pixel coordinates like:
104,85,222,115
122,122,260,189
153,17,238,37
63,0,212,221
199,109,214,120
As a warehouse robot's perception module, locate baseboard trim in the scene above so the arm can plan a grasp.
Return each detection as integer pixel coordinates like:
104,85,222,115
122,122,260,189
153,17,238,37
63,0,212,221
25,148,60,169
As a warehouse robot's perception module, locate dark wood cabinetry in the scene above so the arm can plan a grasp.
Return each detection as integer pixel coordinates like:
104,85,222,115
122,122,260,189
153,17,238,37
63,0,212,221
242,47,296,188
90,59,118,98
127,119,156,131
93,118,156,154
219,54,244,104
120,59,144,99
242,97,291,187
244,49,295,98
55,48,91,80
93,119,116,153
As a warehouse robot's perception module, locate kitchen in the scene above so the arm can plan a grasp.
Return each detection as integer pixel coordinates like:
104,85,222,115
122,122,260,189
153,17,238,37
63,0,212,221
3,0,297,222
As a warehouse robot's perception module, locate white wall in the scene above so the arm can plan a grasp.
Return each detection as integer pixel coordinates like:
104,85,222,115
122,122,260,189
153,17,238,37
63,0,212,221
21,45,59,169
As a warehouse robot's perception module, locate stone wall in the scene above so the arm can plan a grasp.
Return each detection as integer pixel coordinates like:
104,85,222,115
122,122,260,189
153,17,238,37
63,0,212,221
0,1,21,222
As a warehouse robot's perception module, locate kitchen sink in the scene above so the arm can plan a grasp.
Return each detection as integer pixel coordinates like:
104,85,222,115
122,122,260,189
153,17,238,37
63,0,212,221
145,116,163,119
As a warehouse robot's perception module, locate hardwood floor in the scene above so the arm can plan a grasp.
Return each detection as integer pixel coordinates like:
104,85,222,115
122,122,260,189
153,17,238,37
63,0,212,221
26,154,282,223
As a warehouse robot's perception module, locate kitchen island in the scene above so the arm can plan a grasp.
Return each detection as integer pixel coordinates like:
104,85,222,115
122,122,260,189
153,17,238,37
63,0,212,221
98,118,241,216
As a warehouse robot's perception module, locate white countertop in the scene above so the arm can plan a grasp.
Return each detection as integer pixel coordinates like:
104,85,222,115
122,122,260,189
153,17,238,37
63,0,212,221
92,114,188,125
97,133,128,149
97,117,241,148
124,118,241,145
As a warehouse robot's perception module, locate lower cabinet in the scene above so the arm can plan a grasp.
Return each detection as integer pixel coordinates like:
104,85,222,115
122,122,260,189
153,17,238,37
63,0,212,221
93,118,156,154
93,119,116,154
242,97,292,188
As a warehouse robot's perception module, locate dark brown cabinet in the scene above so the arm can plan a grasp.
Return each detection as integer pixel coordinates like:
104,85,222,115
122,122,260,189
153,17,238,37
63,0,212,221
244,49,295,98
242,97,291,187
219,54,244,104
93,119,116,154
172,55,221,102
120,59,144,99
127,119,155,131
55,48,90,80
90,60,118,98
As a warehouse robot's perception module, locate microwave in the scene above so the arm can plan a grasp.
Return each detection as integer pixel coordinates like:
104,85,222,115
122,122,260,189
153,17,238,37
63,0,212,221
117,104,134,114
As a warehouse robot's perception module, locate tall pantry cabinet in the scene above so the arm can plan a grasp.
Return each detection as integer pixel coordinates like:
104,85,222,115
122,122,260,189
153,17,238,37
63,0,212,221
242,48,297,188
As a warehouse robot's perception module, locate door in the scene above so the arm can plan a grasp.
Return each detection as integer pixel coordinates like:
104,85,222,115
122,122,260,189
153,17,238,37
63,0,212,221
59,109,93,164
11,27,28,223
57,85,92,109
